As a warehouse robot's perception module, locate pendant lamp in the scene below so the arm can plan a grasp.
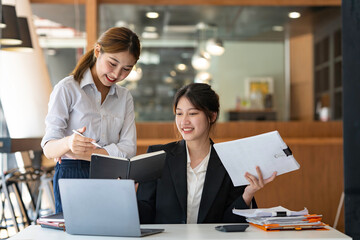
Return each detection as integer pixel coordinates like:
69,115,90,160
191,51,211,71
0,13,5,28
0,4,21,45
125,65,143,82
1,16,33,52
0,0,5,28
206,38,225,56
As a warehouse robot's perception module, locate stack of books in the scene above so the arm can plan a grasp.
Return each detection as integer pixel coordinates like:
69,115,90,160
233,206,327,231
36,213,65,231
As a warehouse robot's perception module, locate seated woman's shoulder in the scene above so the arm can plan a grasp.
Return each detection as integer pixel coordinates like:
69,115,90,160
148,140,183,153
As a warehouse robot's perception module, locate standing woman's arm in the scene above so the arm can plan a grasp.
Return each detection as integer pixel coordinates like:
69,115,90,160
42,81,74,159
41,81,101,160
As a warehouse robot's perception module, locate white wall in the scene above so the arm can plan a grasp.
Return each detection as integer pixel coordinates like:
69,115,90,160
209,41,285,122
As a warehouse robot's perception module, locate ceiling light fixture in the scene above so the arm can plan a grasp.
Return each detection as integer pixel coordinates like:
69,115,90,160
195,71,212,84
192,22,213,71
164,76,174,84
288,12,301,19
191,51,211,71
144,26,157,32
0,0,6,28
115,20,128,28
0,4,5,28
36,27,76,38
196,22,208,30
1,16,33,52
146,11,159,19
272,25,284,32
138,51,160,65
141,31,159,39
0,4,22,45
206,38,225,56
175,63,187,72
170,70,176,77
125,65,143,82
33,15,62,28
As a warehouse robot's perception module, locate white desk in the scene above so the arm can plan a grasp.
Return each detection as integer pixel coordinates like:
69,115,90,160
9,224,351,240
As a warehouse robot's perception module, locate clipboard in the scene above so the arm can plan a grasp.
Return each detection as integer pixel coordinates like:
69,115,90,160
213,131,300,186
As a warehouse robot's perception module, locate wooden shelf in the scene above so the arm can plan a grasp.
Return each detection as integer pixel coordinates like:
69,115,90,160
0,138,42,153
228,109,277,121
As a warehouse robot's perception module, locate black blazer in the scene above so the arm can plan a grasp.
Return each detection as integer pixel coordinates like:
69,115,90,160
137,140,256,224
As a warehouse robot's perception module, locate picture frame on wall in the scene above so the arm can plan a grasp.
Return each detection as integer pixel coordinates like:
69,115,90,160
245,77,274,97
245,77,274,109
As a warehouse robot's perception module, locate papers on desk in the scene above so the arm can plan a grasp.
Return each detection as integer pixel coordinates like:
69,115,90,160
233,206,328,231
36,213,65,231
213,131,300,186
232,206,309,218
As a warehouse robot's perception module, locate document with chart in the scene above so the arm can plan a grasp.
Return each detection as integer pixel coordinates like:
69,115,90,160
213,131,300,186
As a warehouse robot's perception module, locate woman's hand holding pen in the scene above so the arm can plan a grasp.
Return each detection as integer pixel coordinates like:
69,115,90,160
52,126,96,163
67,127,96,157
242,166,277,206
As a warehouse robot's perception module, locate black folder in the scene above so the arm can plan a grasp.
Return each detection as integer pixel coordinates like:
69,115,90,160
90,150,166,183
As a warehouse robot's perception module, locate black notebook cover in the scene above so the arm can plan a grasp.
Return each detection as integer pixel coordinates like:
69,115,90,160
90,150,166,183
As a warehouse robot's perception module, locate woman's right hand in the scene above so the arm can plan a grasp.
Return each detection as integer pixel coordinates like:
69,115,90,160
67,127,96,155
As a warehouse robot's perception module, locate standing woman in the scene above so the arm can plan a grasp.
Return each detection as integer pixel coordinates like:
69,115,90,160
137,83,277,224
41,27,141,213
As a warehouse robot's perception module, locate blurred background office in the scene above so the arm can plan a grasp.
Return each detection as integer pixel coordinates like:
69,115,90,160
29,3,341,123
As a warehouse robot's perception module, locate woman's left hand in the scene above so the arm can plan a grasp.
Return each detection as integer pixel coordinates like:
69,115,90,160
242,166,277,206
54,157,62,164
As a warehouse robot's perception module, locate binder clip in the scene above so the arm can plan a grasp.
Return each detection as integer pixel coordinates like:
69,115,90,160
283,147,292,156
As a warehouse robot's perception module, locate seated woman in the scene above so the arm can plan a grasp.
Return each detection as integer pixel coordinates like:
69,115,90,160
137,83,277,224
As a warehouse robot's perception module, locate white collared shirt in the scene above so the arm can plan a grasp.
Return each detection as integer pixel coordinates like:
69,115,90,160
186,145,211,224
41,69,136,158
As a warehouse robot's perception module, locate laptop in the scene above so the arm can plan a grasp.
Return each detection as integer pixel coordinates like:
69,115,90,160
59,179,164,237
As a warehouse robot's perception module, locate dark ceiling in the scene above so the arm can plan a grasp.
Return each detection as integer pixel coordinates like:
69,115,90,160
31,4,337,42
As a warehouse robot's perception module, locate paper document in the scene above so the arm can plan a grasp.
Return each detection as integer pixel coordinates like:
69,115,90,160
247,216,321,226
232,206,326,232
213,131,300,186
232,206,308,218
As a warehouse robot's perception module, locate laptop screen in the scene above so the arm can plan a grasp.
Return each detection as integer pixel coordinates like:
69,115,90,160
59,179,163,237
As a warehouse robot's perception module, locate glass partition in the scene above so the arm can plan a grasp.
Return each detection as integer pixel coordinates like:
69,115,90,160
30,4,341,122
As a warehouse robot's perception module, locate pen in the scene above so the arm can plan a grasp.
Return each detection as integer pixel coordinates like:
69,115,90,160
72,130,102,148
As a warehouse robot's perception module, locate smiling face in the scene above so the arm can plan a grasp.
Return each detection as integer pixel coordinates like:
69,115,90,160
92,46,136,87
175,96,213,143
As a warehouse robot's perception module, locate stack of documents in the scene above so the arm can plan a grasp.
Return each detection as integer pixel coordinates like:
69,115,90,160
233,206,327,231
36,213,65,231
